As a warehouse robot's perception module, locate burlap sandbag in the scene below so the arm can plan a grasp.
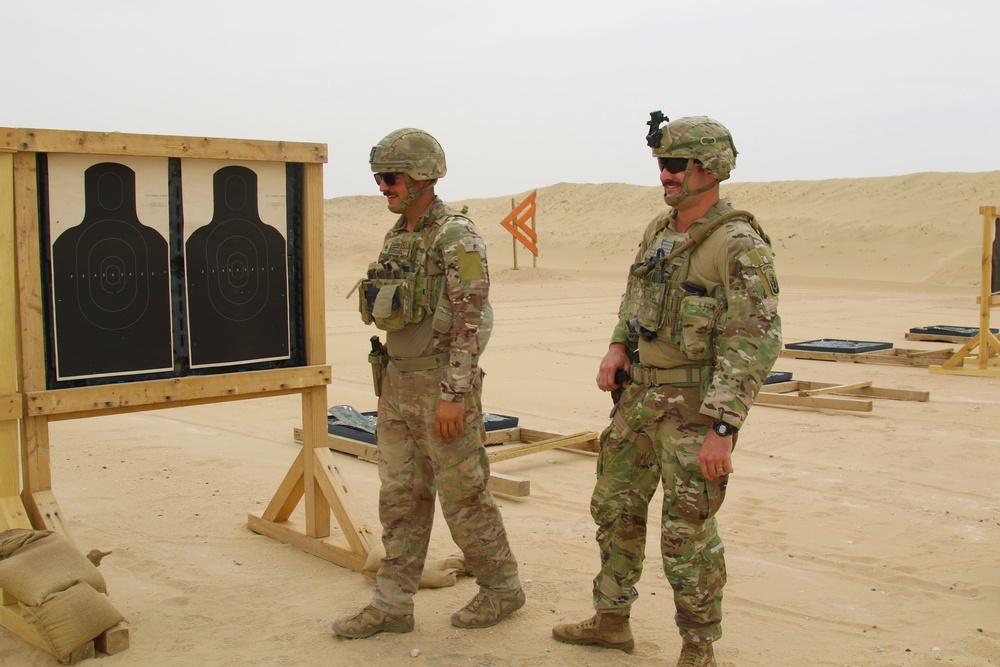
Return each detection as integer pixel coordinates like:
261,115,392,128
362,542,471,589
21,581,125,664
0,529,107,606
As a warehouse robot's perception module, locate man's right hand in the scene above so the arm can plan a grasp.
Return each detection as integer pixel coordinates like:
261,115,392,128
597,343,631,392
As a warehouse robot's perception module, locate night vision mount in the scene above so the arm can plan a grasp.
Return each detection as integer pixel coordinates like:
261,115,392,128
646,110,669,149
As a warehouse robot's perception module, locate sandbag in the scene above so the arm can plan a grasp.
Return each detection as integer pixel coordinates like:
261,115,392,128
21,582,124,664
0,528,125,663
362,541,470,589
0,529,107,606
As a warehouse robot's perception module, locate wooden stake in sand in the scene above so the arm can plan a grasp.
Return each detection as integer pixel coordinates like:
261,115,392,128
931,206,1000,377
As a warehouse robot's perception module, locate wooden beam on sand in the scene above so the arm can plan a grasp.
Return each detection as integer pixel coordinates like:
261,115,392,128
758,379,929,412
295,426,599,498
779,347,953,367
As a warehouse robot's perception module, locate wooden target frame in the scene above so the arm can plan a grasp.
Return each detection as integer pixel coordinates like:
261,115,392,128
0,127,371,657
930,206,1000,377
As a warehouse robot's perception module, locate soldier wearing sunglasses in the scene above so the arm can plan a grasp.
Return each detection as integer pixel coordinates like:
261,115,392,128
552,115,781,667
332,128,524,640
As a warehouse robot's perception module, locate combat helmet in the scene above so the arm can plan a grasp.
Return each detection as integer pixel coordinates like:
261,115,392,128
646,113,737,207
370,128,447,181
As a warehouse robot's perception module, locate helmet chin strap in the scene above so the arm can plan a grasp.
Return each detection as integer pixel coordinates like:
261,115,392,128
662,159,715,207
388,175,436,214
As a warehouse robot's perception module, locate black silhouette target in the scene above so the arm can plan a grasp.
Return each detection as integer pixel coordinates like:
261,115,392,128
50,162,173,380
185,165,290,367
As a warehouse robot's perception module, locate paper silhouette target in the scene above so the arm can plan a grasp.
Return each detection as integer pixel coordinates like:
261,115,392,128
47,157,174,381
183,162,290,368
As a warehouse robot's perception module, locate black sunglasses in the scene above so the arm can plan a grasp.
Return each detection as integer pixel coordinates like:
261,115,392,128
374,173,400,186
657,157,691,174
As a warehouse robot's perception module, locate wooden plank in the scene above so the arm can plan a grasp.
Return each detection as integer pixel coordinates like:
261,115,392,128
1,127,327,163
261,448,305,523
12,151,45,394
799,381,872,397
771,380,929,402
974,294,1000,306
485,428,522,445
94,623,130,655
0,393,21,421
312,430,530,495
317,431,378,462
0,152,19,502
0,600,53,655
313,446,374,555
754,392,873,412
66,641,97,664
487,432,599,463
489,473,530,497
301,163,327,366
779,347,951,367
247,513,367,572
0,495,31,530
811,384,929,401
301,386,329,539
317,427,599,462
21,417,52,517
930,360,1000,377
31,490,74,542
906,332,970,344
25,366,332,419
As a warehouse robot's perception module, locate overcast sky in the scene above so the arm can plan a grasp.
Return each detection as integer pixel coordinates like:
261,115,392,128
5,1,997,200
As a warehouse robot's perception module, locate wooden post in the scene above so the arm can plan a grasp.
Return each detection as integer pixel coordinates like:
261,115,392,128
930,205,1000,377
992,216,1000,293
0,149,20,502
510,197,518,270
1,143,32,537
531,202,537,269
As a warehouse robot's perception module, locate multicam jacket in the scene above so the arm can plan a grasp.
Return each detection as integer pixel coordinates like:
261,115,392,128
368,197,492,400
612,198,781,428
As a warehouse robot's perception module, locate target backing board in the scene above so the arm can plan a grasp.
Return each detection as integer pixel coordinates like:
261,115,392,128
181,159,291,369
46,154,174,381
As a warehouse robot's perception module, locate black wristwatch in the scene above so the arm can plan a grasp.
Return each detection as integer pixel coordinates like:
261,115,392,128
712,421,737,437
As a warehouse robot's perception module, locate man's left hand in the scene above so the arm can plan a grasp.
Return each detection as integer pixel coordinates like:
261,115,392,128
435,398,465,441
700,430,733,481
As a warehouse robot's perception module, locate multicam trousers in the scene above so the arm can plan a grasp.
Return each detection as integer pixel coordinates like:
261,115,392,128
371,362,521,615
591,381,729,644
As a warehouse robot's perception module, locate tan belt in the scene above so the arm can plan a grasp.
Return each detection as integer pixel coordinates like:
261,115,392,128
611,409,653,449
630,363,705,387
390,352,449,372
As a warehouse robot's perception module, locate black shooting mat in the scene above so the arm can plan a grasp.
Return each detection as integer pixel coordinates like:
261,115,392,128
327,405,519,445
784,339,893,354
908,325,998,337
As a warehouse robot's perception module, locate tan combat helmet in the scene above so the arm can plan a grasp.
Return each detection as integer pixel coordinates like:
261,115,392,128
646,113,738,206
370,128,446,213
370,128,447,181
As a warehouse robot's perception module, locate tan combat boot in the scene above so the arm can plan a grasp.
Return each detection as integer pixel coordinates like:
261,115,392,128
676,640,716,667
551,612,635,653
451,588,526,628
330,604,414,639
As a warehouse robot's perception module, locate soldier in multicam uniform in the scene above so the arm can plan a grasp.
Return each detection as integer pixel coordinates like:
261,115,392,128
552,115,781,667
331,129,524,640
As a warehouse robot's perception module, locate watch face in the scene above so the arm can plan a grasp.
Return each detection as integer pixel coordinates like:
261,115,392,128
713,422,731,437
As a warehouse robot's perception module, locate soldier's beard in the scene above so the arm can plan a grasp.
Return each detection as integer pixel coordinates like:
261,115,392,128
388,176,434,214
663,171,714,208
